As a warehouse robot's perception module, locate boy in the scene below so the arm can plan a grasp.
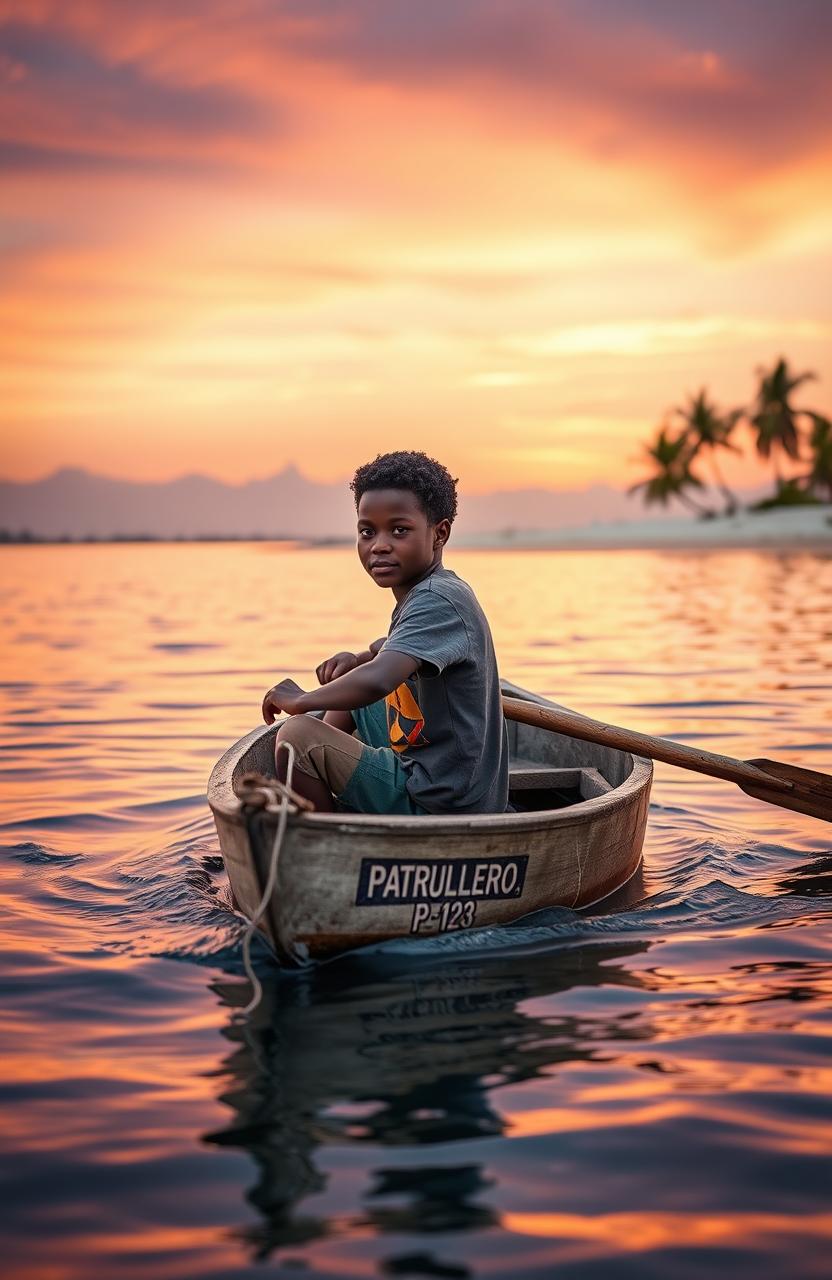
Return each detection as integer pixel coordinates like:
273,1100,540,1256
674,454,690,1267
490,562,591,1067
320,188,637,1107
262,451,508,814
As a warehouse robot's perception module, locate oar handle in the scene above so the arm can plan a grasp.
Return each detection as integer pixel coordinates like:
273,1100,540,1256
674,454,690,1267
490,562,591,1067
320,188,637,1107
502,697,794,794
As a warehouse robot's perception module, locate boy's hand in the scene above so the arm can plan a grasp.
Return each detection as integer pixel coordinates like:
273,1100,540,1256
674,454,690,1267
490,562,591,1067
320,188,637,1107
264,649,418,718
316,651,360,684
262,679,309,722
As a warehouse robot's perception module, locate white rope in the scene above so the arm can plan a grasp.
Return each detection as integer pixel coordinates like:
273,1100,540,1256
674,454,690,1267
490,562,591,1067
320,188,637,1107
240,740,296,1016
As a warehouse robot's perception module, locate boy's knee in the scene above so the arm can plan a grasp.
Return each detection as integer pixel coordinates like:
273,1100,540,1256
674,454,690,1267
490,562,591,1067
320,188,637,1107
274,713,319,774
276,714,316,747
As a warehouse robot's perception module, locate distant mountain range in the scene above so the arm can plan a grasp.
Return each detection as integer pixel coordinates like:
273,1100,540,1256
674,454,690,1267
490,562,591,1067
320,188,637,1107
0,465,700,541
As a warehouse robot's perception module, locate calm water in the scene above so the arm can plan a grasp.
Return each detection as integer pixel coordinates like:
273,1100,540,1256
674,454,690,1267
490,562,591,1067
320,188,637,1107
2,543,831,1280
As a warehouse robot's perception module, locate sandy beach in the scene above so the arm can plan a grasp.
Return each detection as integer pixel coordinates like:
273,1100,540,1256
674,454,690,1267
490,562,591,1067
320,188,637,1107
457,505,832,551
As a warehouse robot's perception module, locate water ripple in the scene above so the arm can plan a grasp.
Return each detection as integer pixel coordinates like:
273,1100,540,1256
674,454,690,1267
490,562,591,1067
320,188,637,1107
2,543,832,1279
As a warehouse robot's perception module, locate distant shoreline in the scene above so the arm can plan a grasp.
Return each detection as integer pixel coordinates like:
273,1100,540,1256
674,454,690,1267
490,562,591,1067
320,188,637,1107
458,505,832,551
2,506,831,552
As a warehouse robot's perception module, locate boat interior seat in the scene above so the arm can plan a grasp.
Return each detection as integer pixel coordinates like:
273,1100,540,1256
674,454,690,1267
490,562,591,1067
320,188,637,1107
508,760,612,811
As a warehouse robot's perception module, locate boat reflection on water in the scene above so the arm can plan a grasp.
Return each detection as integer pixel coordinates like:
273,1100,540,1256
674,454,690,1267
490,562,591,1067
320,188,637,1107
204,905,651,1265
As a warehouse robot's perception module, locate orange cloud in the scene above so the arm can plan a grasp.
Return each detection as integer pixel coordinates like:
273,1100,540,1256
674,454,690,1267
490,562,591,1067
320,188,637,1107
0,1,830,488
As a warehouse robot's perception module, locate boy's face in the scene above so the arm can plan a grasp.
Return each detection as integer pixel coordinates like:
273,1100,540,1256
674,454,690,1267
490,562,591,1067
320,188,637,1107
357,488,449,596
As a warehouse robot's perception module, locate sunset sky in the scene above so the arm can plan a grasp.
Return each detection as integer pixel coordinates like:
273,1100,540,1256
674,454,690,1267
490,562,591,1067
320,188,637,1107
2,0,831,493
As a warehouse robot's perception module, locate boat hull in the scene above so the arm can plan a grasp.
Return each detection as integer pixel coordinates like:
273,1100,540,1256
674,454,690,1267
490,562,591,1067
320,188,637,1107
208,683,652,963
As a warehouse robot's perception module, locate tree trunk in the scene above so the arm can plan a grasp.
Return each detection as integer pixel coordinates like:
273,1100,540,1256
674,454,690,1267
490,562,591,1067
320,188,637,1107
709,451,739,515
677,490,714,518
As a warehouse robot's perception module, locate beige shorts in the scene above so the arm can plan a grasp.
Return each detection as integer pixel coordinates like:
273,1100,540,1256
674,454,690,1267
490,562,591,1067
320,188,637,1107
275,713,363,796
275,705,424,815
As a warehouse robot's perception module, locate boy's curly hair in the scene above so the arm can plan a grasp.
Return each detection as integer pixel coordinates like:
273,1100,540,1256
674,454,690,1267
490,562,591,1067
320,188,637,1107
351,451,459,524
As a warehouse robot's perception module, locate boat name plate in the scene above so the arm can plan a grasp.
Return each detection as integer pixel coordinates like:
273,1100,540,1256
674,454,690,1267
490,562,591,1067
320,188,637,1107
355,855,528,907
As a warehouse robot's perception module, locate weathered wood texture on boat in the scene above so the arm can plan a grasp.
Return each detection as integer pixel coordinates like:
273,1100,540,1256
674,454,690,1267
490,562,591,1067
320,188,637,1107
208,682,652,963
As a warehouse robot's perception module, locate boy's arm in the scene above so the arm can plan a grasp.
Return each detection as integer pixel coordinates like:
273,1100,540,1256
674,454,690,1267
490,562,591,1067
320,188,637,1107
263,650,417,721
316,637,387,684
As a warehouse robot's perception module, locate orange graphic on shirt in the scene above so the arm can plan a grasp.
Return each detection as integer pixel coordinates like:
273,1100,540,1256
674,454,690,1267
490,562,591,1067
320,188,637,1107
385,682,428,752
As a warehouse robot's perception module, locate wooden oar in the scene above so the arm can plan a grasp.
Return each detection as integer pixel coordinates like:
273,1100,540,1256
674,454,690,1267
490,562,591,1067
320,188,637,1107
502,696,832,824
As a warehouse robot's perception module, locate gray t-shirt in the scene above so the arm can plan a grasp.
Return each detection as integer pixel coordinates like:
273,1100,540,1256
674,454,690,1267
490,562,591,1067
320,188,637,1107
381,565,509,814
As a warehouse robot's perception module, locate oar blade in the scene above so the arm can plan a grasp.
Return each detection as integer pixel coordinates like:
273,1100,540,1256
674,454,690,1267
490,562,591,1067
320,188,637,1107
741,758,832,824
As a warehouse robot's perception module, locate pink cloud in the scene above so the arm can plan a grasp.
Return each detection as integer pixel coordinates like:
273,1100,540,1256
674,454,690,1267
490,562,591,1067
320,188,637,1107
1,0,829,186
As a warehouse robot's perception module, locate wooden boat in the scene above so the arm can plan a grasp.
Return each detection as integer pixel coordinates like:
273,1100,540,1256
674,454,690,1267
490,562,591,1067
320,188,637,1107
207,681,652,965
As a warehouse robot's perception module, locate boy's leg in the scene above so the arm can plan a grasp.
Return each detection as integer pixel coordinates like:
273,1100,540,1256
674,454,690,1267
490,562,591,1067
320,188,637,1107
275,715,363,812
275,743,336,811
274,712,422,815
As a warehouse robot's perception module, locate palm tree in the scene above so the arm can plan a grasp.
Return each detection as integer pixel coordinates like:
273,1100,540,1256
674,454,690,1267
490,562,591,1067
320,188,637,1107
749,356,816,481
629,426,714,517
674,388,742,515
805,413,832,501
